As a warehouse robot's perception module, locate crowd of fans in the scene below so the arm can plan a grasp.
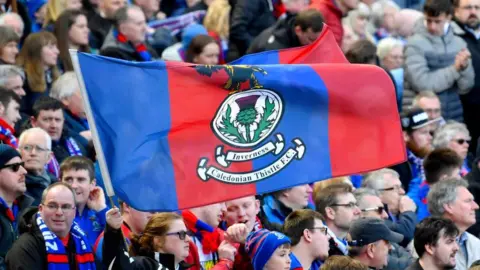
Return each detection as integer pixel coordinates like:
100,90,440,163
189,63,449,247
1,0,480,269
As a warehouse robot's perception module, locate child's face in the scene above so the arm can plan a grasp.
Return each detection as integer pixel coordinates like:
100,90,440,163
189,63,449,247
264,245,291,270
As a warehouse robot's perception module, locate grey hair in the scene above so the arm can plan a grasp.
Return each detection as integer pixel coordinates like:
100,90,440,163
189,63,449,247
50,72,79,101
371,0,400,28
18,127,52,150
0,13,24,34
362,168,400,190
376,37,403,60
428,178,468,217
432,121,470,149
0,65,25,88
353,188,380,209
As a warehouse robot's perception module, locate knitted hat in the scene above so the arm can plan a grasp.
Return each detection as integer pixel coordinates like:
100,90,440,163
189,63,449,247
181,23,207,50
0,144,21,168
245,229,291,270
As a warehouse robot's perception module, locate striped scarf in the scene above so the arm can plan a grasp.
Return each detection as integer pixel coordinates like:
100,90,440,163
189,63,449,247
65,137,83,157
114,29,152,62
36,212,96,270
0,118,17,148
182,210,222,254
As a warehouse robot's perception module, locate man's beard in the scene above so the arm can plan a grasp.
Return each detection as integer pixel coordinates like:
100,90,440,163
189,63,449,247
407,140,431,158
466,16,480,29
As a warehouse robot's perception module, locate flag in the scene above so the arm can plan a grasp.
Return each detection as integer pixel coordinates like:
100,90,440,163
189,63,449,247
231,25,348,65
148,10,206,36
74,53,405,212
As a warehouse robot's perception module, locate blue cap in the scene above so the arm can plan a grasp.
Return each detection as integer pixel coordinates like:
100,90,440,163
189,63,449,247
181,23,207,50
245,229,291,270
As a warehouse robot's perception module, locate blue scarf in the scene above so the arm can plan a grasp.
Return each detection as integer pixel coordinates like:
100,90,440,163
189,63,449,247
36,213,96,270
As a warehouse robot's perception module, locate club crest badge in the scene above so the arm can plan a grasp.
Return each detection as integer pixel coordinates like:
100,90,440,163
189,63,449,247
194,65,307,184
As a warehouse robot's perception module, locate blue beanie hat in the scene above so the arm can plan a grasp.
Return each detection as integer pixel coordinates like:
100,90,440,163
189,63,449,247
181,23,208,50
245,229,291,270
0,144,21,168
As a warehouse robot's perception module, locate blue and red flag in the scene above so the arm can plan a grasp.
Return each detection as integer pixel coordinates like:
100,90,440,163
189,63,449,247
74,53,405,212
231,25,348,65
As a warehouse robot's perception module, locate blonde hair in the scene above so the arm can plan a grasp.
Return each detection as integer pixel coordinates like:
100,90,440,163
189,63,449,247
342,3,375,43
44,0,66,27
203,0,230,40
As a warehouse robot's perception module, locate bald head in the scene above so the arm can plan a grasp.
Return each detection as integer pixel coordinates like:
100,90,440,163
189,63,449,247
394,9,423,38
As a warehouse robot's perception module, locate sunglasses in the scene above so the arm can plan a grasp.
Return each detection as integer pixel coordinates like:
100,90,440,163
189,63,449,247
0,162,24,172
166,230,192,240
455,139,471,145
361,206,385,215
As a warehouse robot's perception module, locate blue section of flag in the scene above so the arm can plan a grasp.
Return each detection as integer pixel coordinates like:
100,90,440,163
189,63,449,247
253,66,331,193
231,50,280,65
77,54,179,211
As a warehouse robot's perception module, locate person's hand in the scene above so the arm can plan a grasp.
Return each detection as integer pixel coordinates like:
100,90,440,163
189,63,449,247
87,186,107,212
454,49,471,71
225,223,248,244
79,130,92,141
218,240,237,261
399,196,417,213
106,208,123,229
156,11,166,20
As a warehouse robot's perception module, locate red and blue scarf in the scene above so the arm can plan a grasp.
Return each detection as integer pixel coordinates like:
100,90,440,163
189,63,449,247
0,118,17,148
0,197,18,230
37,212,96,270
114,29,152,62
182,210,222,254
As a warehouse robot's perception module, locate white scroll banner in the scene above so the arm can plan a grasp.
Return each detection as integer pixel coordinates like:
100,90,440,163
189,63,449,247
197,138,306,183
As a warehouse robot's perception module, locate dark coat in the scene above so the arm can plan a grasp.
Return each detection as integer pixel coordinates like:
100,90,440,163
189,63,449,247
88,12,115,50
5,209,102,269
0,195,34,268
100,29,159,62
25,172,57,206
226,0,275,61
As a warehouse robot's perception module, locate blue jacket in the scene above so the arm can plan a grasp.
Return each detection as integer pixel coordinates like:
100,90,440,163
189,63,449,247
262,195,314,225
289,253,322,270
407,177,430,222
75,206,109,246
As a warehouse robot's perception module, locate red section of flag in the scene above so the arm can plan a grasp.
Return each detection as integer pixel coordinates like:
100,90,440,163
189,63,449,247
312,64,406,175
167,66,256,209
278,25,348,64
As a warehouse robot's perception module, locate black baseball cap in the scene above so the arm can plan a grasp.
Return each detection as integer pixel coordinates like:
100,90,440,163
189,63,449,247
401,108,440,132
348,218,403,246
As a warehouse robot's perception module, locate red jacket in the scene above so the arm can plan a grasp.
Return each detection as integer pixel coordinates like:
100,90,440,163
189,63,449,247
309,0,344,45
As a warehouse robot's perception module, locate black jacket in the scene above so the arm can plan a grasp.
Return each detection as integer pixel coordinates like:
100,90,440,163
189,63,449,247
0,195,33,268
100,29,159,62
406,260,425,270
52,129,89,164
247,14,301,54
88,12,115,50
103,224,187,270
25,172,57,206
5,209,102,269
227,0,276,61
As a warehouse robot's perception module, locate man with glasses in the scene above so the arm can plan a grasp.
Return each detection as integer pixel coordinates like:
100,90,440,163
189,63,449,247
362,168,417,247
354,188,414,269
283,209,329,270
19,127,57,206
315,183,361,256
453,0,480,155
6,182,100,269
348,217,404,270
0,144,33,268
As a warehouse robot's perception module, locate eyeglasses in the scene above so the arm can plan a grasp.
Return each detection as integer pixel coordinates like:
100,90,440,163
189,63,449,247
361,206,385,215
460,5,480,10
21,145,50,153
310,227,328,235
166,230,192,240
43,203,75,212
378,185,403,192
455,139,471,145
0,162,24,172
330,202,359,208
